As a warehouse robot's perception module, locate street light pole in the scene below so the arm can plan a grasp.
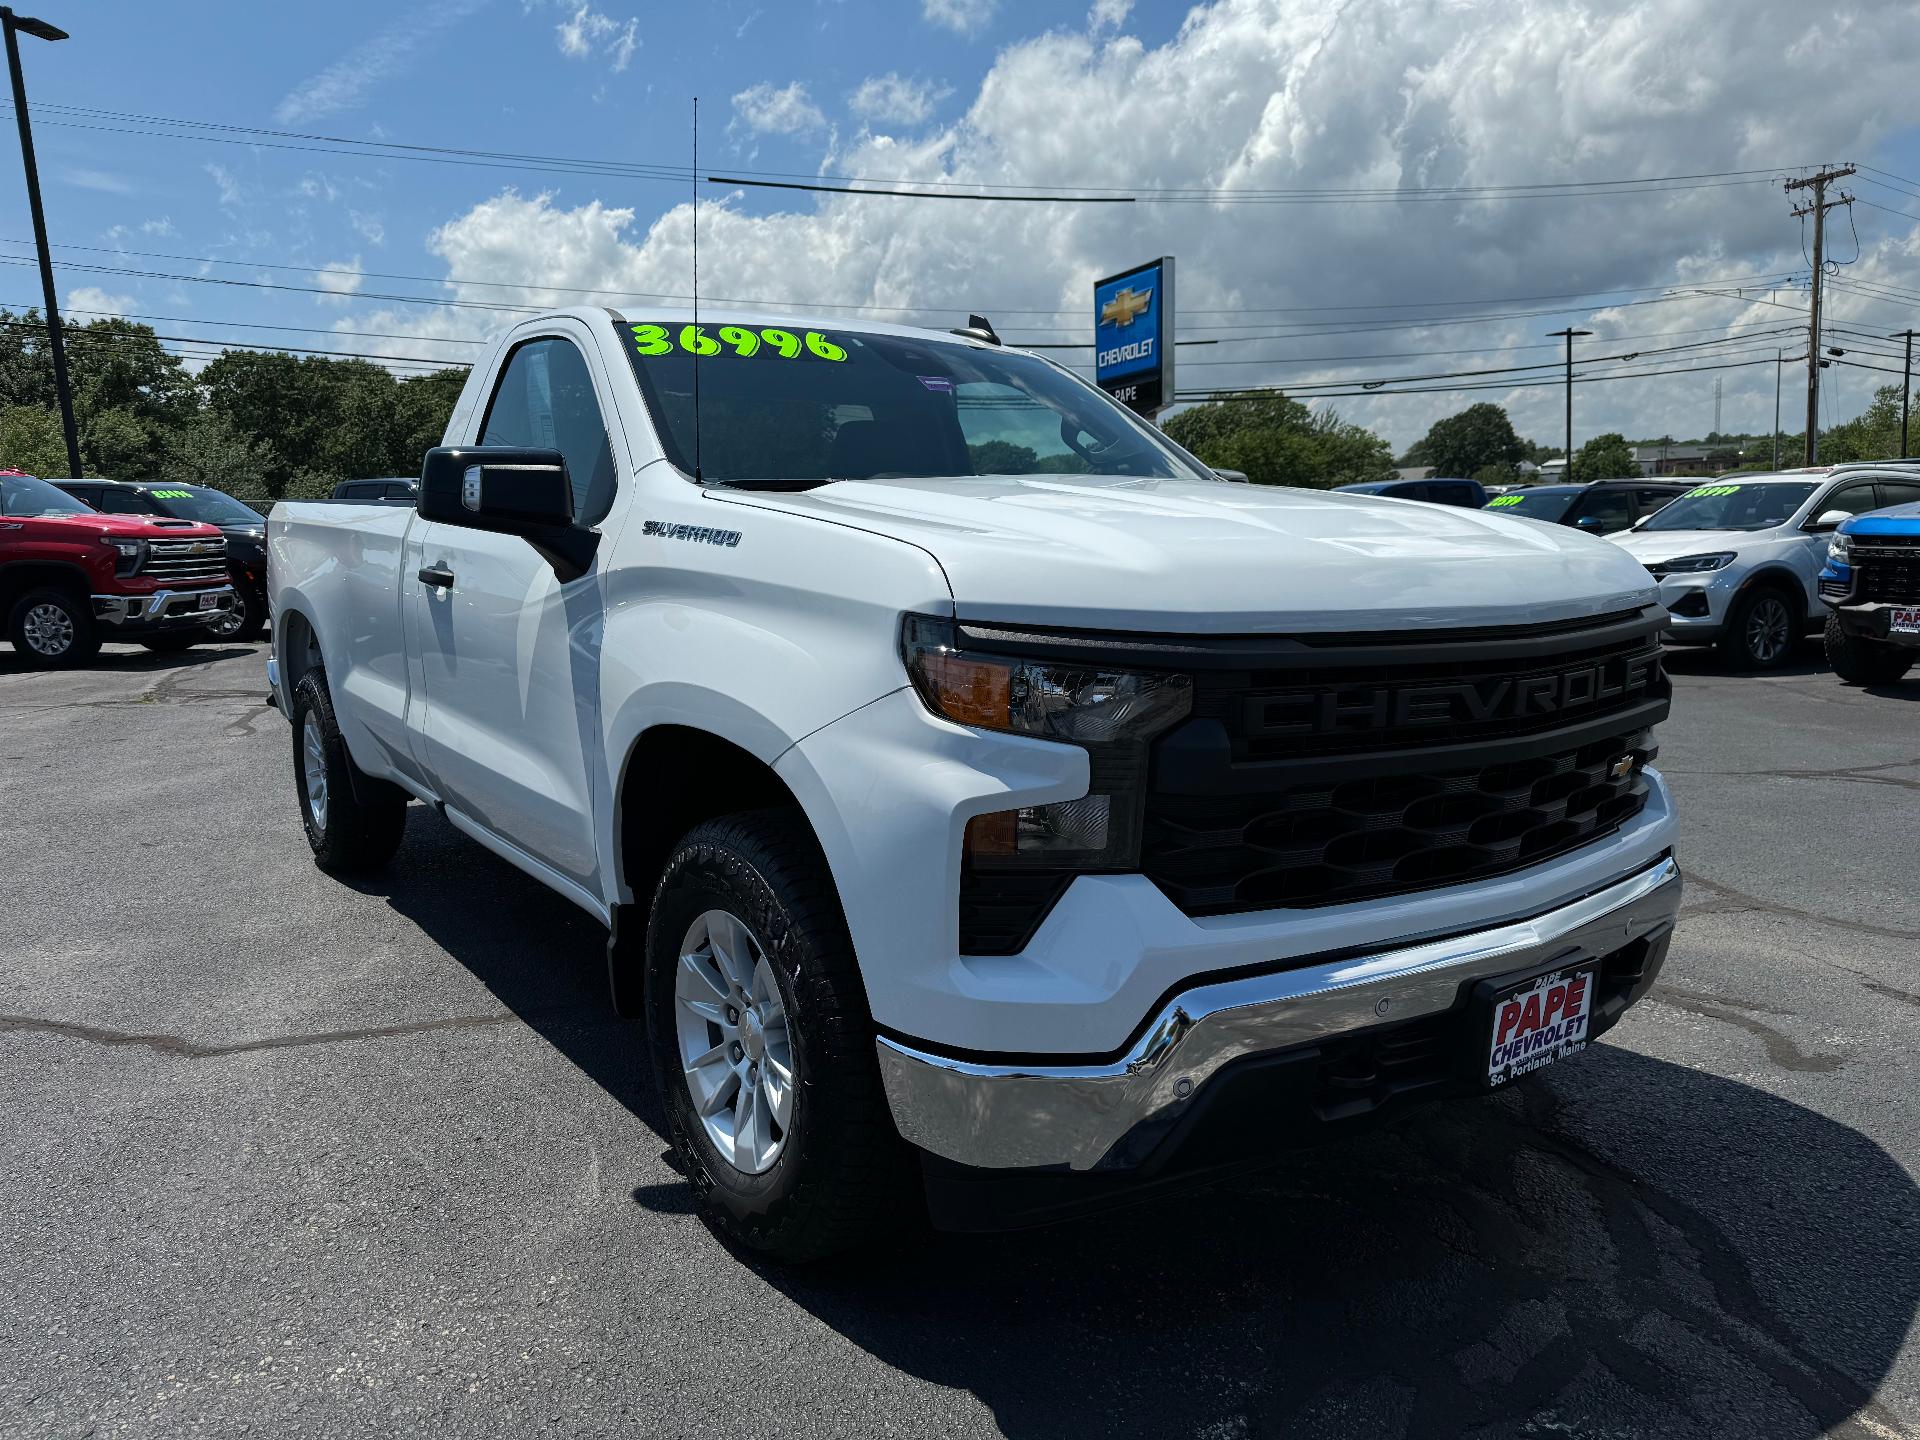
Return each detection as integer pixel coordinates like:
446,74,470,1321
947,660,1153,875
1893,328,1918,458
1547,327,1591,475
2,6,79,479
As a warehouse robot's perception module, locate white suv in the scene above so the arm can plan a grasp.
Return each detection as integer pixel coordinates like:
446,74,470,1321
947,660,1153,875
1609,467,1920,667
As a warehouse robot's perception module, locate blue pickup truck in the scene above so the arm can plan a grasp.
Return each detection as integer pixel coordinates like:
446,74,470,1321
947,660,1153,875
1819,503,1920,684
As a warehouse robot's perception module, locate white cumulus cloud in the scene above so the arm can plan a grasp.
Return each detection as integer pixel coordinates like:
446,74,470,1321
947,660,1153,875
555,5,638,70
276,0,488,124
65,288,136,321
923,0,996,36
340,0,1920,449
849,74,949,128
316,259,365,305
1088,0,1131,30
730,81,828,138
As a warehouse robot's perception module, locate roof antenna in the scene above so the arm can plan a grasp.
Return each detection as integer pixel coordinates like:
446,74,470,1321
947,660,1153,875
691,95,704,484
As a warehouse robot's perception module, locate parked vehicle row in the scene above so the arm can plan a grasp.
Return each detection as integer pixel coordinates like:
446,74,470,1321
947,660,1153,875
0,470,235,665
266,305,1682,1259
53,479,269,640
1819,498,1920,685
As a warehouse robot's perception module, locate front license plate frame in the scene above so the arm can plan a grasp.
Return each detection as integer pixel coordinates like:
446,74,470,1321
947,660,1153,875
1477,963,1597,1088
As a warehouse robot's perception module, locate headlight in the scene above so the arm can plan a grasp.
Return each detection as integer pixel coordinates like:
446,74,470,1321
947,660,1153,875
900,614,1192,870
99,535,144,576
1658,551,1736,574
1828,532,1851,564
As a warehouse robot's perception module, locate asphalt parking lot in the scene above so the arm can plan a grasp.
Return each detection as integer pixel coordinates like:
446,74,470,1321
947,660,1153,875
2,637,1918,1439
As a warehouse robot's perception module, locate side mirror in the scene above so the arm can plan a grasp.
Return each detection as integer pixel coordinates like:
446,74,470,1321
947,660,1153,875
1575,515,1605,529
1805,509,1852,533
419,446,599,581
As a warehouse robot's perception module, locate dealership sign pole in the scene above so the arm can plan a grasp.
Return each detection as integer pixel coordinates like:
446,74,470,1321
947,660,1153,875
1094,257,1174,419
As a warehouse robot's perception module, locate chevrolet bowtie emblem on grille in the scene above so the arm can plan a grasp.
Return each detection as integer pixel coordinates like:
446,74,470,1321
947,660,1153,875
1100,287,1152,327
190,541,214,554
1608,754,1636,780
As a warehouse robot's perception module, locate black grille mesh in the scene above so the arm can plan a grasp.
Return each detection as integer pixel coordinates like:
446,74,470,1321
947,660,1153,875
1854,552,1920,604
1142,729,1654,914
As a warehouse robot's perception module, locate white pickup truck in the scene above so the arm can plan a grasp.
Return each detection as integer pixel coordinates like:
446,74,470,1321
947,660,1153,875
268,306,1682,1258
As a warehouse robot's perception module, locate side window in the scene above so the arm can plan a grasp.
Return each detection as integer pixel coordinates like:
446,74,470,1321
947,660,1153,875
954,382,1090,475
1572,490,1633,532
481,337,617,525
1636,488,1679,516
95,488,162,515
1878,480,1920,508
385,483,416,501
1819,483,1882,521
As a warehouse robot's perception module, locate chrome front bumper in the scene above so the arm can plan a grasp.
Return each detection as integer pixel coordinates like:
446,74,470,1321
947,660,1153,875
92,586,235,627
877,856,1682,1172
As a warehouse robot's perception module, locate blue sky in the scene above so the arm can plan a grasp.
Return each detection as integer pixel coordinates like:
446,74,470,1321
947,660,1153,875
6,0,1920,451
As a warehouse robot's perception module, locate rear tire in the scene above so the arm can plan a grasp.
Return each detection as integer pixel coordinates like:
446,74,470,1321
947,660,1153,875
644,810,914,1262
289,670,408,873
6,588,99,668
139,629,210,653
1825,615,1915,685
1717,586,1799,670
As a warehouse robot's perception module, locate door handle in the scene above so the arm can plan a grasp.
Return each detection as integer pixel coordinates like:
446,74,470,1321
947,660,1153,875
418,564,455,589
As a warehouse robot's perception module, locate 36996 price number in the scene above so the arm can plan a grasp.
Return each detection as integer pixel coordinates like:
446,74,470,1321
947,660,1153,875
630,323,847,361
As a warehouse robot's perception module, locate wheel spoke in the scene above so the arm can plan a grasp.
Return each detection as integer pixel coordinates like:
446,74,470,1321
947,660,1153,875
761,1062,793,1131
735,1070,762,1168
677,949,729,1007
697,1062,743,1118
685,1039,731,1070
707,912,755,994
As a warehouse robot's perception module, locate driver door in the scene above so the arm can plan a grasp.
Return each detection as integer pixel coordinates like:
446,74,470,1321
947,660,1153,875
407,329,624,901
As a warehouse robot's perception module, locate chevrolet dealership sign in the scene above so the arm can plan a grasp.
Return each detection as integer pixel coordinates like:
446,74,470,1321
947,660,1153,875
1094,256,1174,417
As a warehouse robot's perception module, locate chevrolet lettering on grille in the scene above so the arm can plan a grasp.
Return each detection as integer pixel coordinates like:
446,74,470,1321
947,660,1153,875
1243,650,1662,739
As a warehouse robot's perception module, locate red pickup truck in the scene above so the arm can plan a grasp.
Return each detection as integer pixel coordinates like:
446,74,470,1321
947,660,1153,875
0,470,235,666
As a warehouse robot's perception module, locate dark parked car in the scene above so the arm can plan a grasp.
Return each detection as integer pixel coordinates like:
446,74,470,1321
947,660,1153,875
1335,477,1487,508
330,477,417,502
1482,480,1689,536
54,479,268,640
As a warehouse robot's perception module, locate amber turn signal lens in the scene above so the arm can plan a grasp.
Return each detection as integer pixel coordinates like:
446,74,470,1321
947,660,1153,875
963,810,1018,859
918,651,1011,729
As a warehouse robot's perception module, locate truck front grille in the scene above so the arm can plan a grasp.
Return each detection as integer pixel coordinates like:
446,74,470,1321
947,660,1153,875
1852,547,1920,604
1141,728,1654,914
141,537,228,583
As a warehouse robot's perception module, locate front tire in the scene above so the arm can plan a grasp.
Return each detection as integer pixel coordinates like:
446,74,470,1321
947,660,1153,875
7,588,99,668
210,585,266,641
645,810,913,1262
1718,586,1799,669
1826,615,1916,685
289,670,408,872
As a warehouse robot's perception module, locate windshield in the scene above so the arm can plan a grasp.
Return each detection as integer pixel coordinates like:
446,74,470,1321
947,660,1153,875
1484,489,1576,522
145,485,263,525
615,319,1211,485
1636,481,1816,532
0,473,93,518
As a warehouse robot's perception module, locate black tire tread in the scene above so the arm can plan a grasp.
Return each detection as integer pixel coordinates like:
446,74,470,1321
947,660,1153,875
646,809,914,1263
1716,583,1800,670
1825,614,1915,686
290,670,408,873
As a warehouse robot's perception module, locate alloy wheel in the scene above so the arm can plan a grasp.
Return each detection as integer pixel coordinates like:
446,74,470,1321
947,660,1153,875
1746,597,1792,665
301,712,329,831
211,590,248,638
21,602,74,657
673,908,794,1175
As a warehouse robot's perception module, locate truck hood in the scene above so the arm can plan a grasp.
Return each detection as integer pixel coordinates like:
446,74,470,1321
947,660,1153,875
1606,527,1784,563
14,512,223,541
717,474,1658,633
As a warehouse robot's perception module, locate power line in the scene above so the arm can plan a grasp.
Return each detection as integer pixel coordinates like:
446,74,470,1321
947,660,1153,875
1177,352,1786,402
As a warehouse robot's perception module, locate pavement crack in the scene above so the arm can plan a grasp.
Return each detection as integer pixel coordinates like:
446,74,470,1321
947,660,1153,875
1682,872,1920,944
1648,990,1845,1073
0,1010,520,1060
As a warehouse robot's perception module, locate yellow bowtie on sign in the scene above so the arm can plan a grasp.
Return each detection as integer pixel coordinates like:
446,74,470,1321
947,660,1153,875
1100,287,1152,327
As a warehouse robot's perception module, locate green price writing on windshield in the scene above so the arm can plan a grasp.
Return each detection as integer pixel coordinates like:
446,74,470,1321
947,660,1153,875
1486,495,1525,507
1684,484,1740,498
630,323,847,362
148,488,194,499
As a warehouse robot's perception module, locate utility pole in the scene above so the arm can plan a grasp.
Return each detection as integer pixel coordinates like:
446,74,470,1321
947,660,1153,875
1774,349,1784,470
1712,376,1722,438
2,7,78,479
1785,165,1856,465
1547,327,1591,475
1893,328,1918,457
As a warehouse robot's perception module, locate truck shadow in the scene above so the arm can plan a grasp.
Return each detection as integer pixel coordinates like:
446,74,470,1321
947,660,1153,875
0,642,258,675
366,810,1918,1440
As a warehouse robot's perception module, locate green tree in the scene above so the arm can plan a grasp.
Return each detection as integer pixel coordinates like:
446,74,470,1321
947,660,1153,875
159,411,277,502
80,407,154,477
0,404,68,475
1473,461,1522,488
1410,403,1526,478
1571,432,1639,481
1822,385,1907,463
1163,394,1394,489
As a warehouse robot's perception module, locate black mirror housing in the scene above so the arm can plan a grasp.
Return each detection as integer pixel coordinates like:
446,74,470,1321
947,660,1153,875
418,446,599,581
